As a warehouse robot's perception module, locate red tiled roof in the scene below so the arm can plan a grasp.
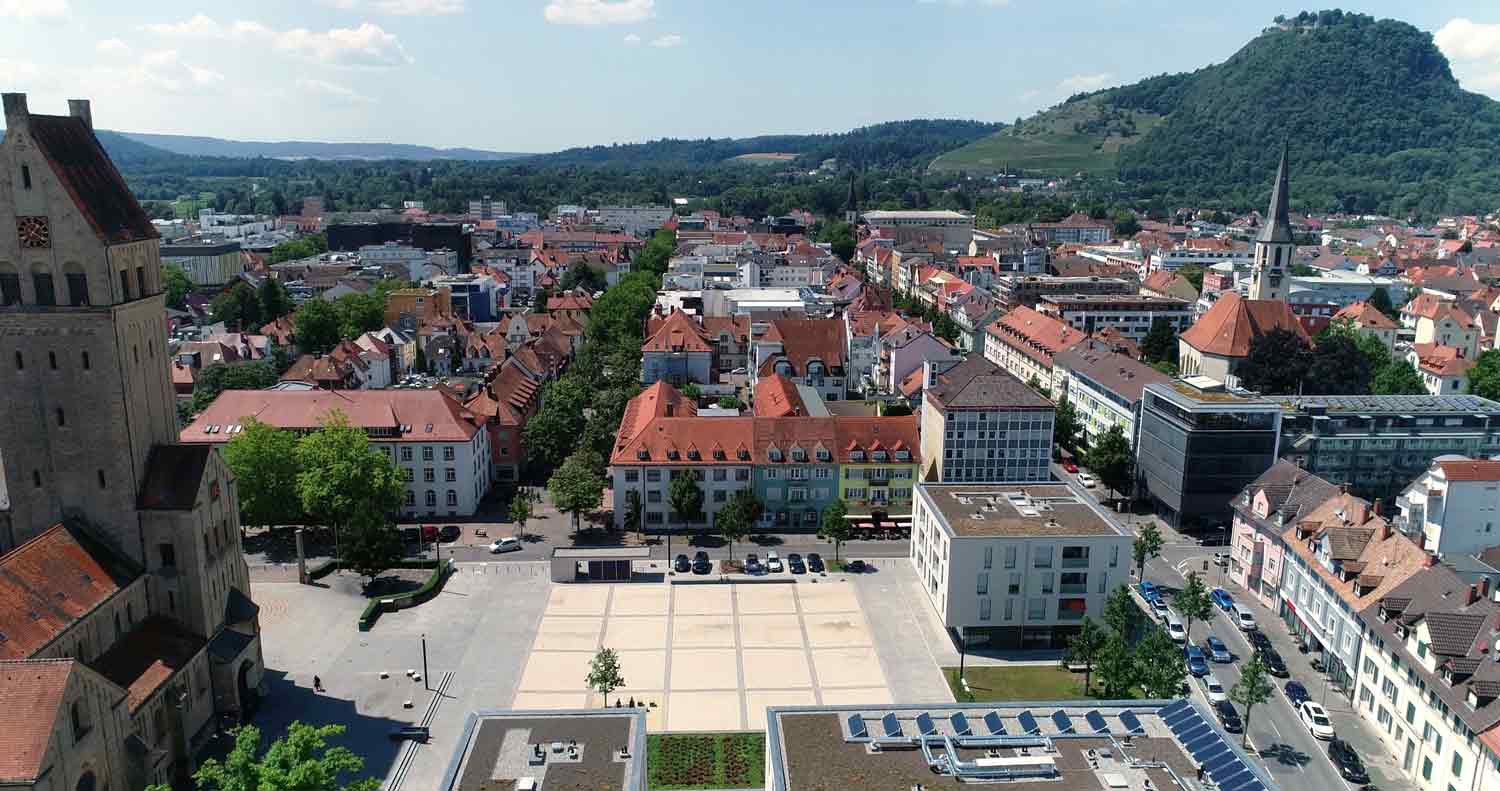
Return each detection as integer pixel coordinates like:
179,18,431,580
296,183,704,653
1179,293,1308,357
753,374,807,417
465,361,541,427
986,306,1087,365
1332,301,1397,329
0,659,76,782
90,617,204,713
0,526,134,660
1412,343,1476,377
1438,460,1500,482
642,310,714,354
181,389,482,442
759,319,847,375
27,114,158,244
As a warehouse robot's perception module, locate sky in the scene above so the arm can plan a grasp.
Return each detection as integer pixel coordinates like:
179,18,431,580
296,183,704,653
3,0,1500,153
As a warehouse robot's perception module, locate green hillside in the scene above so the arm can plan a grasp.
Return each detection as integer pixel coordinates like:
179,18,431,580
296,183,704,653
935,10,1500,215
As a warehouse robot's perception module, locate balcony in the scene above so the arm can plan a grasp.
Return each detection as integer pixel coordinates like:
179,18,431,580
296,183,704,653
1059,583,1089,595
1060,557,1090,569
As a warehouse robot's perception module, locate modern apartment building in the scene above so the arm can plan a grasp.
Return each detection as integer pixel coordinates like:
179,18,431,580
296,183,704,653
596,206,674,237
1027,213,1112,245
1036,294,1194,342
1052,340,1173,447
993,275,1137,311
919,354,1055,483
1135,378,1283,530
982,306,1087,397
160,239,244,286
910,483,1133,649
467,195,507,220
1396,458,1500,556
181,389,492,517
1278,394,1500,502
860,210,975,248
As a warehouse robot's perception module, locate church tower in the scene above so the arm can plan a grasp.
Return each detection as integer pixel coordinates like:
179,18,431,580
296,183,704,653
0,94,180,556
1249,143,1295,301
844,171,859,225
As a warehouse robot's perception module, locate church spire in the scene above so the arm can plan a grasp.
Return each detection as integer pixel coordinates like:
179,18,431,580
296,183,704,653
1257,141,1293,245
844,171,859,225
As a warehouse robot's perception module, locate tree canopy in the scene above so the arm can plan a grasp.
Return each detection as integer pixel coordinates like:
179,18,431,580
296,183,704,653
1238,328,1312,394
222,418,302,528
190,722,377,791
294,300,342,355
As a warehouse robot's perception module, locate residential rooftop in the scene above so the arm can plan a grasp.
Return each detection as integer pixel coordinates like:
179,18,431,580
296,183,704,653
1276,394,1500,415
765,700,1277,791
1038,294,1193,307
439,709,646,791
919,483,1128,539
1146,379,1277,407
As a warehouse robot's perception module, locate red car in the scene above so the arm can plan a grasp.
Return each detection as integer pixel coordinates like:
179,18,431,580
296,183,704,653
1062,461,1079,473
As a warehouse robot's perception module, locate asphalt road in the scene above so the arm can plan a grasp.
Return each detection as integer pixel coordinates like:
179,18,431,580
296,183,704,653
417,531,915,564
1146,545,1379,791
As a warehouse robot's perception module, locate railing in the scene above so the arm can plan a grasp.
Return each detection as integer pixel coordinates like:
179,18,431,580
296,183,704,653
1060,557,1090,569
1059,584,1088,595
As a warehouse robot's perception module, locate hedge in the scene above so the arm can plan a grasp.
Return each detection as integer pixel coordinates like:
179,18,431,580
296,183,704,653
356,559,451,631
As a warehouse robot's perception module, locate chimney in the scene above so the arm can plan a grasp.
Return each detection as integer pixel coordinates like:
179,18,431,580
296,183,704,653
1471,583,1481,606
67,99,92,130
2,92,29,133
1427,553,1441,568
1482,577,1492,601
1372,498,1382,517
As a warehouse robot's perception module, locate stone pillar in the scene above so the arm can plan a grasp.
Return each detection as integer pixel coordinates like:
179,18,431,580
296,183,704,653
295,528,308,585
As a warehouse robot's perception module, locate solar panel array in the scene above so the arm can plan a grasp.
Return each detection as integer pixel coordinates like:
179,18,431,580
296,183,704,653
1158,701,1267,791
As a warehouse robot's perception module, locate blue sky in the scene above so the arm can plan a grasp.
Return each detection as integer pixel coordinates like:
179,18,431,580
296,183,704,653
3,0,1500,152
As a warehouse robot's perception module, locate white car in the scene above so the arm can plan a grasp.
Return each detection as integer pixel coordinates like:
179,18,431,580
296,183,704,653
1202,674,1228,703
1077,472,1098,488
1232,605,1257,631
488,537,522,553
1299,701,1335,740
1166,615,1187,643
766,551,784,573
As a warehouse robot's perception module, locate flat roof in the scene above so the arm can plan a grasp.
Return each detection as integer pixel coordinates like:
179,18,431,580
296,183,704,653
920,484,1128,539
765,701,1277,791
862,210,971,220
1040,294,1193,307
551,547,653,559
1145,381,1277,408
439,709,646,791
1280,394,1500,415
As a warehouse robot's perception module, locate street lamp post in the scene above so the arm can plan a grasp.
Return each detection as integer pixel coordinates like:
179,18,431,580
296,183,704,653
422,633,430,691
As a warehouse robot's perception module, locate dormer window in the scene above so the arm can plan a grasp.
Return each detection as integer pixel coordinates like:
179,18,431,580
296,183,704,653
687,449,700,460
874,451,888,462
895,450,910,461
667,448,680,460
737,448,750,461
851,450,865,461
791,448,806,462
768,447,783,462
816,448,830,462
713,449,725,460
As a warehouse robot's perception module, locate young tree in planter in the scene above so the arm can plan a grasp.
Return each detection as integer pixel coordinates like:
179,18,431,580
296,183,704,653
818,498,853,561
1085,424,1133,502
1230,655,1273,748
548,451,605,537
586,647,626,708
1103,584,1143,640
1172,571,1214,643
667,473,705,534
1063,615,1106,695
509,494,533,541
1133,523,1164,582
716,489,758,562
622,490,642,536
1136,628,1187,699
1093,633,1137,699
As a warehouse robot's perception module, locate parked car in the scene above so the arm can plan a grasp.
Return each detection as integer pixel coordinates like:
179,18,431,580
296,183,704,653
1185,645,1209,677
746,553,762,574
1258,648,1289,678
1077,472,1098,488
788,553,807,574
1205,635,1232,663
1299,701,1336,740
1213,700,1243,733
766,551,784,573
400,527,422,543
846,559,867,573
421,524,439,542
1232,605,1257,631
1202,674,1228,703
438,524,462,543
692,551,713,575
488,537,521,553
1138,580,1159,600
1283,680,1310,708
807,553,825,573
1062,461,1079,473
1166,614,1187,643
1150,597,1169,619
1246,629,1272,653
1210,588,1235,611
1213,552,1231,568
673,554,691,573
1328,738,1370,784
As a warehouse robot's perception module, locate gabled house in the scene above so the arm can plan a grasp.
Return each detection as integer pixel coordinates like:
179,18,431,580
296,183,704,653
1177,292,1308,384
641,310,715,387
463,359,543,482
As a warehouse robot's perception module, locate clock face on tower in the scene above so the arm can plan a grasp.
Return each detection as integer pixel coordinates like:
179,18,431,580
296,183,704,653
17,216,50,249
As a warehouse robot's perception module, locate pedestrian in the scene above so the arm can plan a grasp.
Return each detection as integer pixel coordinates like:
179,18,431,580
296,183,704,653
313,675,322,692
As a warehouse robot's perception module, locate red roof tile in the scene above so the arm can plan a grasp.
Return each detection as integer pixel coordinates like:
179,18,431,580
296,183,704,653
90,617,204,713
0,526,134,660
0,659,75,782
642,310,714,354
1179,293,1308,357
181,389,481,443
986,306,1087,365
27,114,158,244
1332,301,1397,329
753,374,807,417
1438,460,1500,482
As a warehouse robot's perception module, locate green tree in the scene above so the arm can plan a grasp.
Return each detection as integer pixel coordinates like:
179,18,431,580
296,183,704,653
333,293,385,340
293,412,405,576
192,722,377,791
622,489,642,535
1140,318,1178,363
1133,523,1163,582
882,401,913,416
1176,264,1205,292
1172,571,1214,643
1103,583,1142,639
522,377,590,475
548,450,605,535
1369,286,1397,318
163,264,193,311
1063,615,1107,694
586,647,626,707
1135,628,1187,699
1238,328,1312,394
561,259,608,293
1230,654,1273,748
257,278,292,323
510,494,533,540
716,489,758,561
1305,333,1374,394
633,229,677,276
1470,350,1500,401
818,220,857,262
668,472,705,532
341,510,404,582
189,360,281,414
268,234,328,264
1373,359,1427,395
717,395,743,410
1054,397,1082,455
818,498,853,562
681,382,702,401
211,282,262,329
1084,424,1133,501
1093,633,1137,699
294,300,342,354
222,418,302,528
1151,359,1178,376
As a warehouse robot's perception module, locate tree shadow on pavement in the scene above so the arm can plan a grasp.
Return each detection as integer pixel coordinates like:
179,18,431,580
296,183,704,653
748,534,786,547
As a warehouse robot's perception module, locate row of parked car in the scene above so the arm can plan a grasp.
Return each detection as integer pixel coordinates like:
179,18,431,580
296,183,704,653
1138,578,1369,784
673,551,867,576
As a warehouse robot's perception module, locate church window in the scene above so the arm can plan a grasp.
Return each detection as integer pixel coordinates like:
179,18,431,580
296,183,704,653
31,266,55,306
56,408,64,427
21,165,30,190
97,469,106,489
0,263,20,305
48,351,56,370
65,265,87,306
82,351,89,369
32,469,40,487
13,351,21,370
119,270,130,300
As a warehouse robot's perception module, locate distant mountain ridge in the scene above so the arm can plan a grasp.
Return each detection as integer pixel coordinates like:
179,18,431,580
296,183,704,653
933,9,1500,214
112,131,533,162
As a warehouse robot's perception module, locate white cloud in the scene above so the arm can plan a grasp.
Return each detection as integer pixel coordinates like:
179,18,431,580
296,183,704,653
0,0,68,20
372,0,464,14
648,33,682,48
91,49,224,95
1436,18,1500,96
1057,72,1114,93
0,58,41,84
298,77,375,104
96,38,131,55
544,0,654,25
137,15,412,68
623,33,641,44
138,13,226,37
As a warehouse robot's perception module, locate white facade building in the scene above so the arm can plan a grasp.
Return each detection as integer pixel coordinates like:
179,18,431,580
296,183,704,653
360,242,429,282
596,206,674,237
1397,458,1500,556
910,483,1132,649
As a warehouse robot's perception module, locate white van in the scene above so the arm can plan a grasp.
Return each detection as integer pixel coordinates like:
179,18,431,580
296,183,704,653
1166,613,1187,643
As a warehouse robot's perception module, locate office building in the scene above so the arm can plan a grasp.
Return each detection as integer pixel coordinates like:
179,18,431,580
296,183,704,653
919,355,1054,483
596,206,674,237
1027,213,1112,245
467,196,507,220
1052,340,1173,447
860,210,975,248
1036,294,1194,342
993,275,1137,311
910,483,1132,649
1135,378,1283,530
160,239,244,286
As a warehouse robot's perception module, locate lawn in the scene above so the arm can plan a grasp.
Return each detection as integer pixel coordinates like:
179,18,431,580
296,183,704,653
647,733,765,790
944,665,1137,702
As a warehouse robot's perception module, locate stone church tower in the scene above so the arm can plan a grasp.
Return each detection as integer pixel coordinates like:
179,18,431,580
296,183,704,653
1248,143,1295,301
